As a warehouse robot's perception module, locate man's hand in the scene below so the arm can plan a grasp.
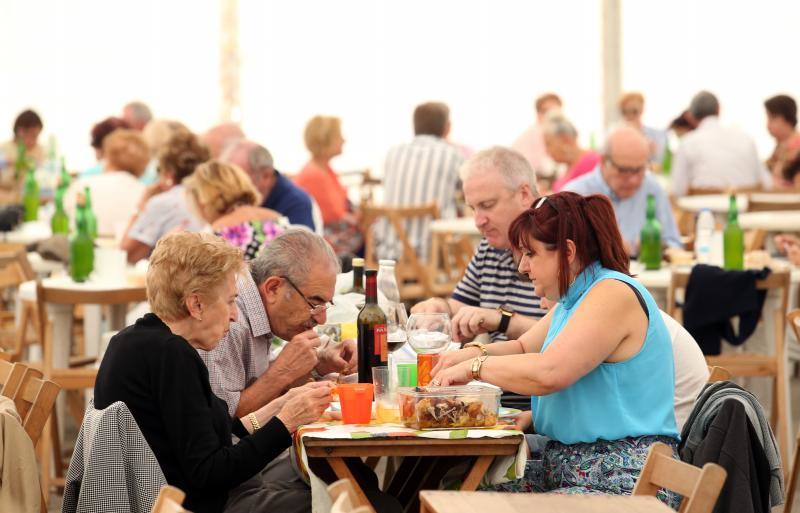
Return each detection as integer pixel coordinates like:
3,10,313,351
451,306,499,342
410,297,450,314
316,338,357,376
272,330,321,383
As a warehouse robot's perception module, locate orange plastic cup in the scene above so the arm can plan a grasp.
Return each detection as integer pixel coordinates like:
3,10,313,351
337,383,374,424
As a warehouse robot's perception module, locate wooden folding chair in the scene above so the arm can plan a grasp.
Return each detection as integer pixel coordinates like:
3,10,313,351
0,249,39,361
633,442,727,513
668,269,792,477
362,204,459,301
151,485,190,513
706,365,732,383
0,359,61,513
327,478,376,513
36,281,146,501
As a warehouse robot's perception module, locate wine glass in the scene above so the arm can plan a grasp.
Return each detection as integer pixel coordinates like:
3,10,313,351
384,302,408,354
406,312,451,354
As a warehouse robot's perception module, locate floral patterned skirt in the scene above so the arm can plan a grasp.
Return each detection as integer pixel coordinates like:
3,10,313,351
490,435,681,509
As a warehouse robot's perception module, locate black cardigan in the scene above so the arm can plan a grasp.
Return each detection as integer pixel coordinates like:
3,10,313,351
94,313,292,513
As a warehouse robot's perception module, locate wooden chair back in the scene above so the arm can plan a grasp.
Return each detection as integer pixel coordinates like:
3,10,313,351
706,365,732,383
151,485,190,513
361,204,445,301
0,359,60,445
668,269,792,478
0,249,37,361
687,185,763,196
327,479,375,513
785,309,800,512
633,442,727,513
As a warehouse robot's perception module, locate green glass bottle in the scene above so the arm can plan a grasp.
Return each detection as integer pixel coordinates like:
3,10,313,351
69,202,94,282
22,166,39,221
14,141,28,181
51,189,69,235
639,194,662,270
83,187,98,239
723,194,744,270
661,141,672,176
59,157,71,189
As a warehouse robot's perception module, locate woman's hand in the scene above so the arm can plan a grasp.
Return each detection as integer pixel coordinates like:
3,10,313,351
276,381,334,432
431,347,481,377
431,358,474,387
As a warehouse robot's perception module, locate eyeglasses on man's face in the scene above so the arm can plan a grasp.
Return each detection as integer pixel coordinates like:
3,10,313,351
605,157,647,176
281,275,334,317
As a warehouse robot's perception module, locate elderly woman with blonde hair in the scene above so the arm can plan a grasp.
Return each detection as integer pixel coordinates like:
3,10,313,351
294,115,361,257
184,160,284,259
94,232,333,513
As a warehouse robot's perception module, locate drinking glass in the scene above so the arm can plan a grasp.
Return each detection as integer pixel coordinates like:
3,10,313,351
406,312,451,354
372,366,400,423
385,302,409,354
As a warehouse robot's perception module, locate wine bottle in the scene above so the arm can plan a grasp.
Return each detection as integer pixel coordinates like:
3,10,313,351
70,200,94,282
357,269,387,383
723,194,744,270
22,166,39,221
348,257,365,294
51,189,69,235
83,186,98,239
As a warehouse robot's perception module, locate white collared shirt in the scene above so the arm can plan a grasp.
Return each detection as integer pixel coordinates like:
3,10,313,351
671,116,772,196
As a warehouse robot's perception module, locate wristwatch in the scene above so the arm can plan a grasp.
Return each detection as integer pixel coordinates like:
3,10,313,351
496,304,515,334
471,355,489,380
463,341,488,357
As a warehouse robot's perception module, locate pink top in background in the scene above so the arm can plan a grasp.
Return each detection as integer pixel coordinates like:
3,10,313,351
552,150,602,192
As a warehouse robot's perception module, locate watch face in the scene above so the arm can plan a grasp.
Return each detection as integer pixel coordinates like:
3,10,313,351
500,303,515,314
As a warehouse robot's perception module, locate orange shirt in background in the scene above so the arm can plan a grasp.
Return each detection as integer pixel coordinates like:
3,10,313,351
294,161,349,224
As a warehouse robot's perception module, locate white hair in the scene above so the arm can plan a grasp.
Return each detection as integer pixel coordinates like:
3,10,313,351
250,228,339,286
541,111,577,138
459,146,537,193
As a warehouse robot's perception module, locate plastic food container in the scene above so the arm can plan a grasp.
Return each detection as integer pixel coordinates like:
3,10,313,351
398,385,501,429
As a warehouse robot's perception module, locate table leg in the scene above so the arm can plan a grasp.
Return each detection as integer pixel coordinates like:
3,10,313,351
327,457,372,509
459,455,493,491
82,305,102,358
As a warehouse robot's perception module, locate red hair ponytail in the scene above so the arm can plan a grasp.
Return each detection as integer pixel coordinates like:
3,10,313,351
509,191,630,297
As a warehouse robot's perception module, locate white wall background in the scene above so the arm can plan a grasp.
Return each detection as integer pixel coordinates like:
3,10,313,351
0,0,797,172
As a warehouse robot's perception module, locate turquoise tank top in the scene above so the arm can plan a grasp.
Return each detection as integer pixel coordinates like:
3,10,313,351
531,261,679,444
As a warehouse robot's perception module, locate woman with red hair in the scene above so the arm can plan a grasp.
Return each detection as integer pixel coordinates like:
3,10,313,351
432,191,678,503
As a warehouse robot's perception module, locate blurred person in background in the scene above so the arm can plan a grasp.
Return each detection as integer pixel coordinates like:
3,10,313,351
563,126,682,255
0,110,45,197
122,129,209,263
672,91,771,196
377,102,464,261
203,122,245,159
122,101,153,131
294,115,361,258
141,118,191,186
669,110,694,138
512,93,562,177
546,112,602,192
66,129,148,237
222,140,315,229
80,116,131,178
185,160,284,260
764,94,800,188
618,92,667,163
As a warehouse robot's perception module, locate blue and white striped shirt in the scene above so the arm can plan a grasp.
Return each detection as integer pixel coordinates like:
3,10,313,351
376,135,464,261
452,239,546,341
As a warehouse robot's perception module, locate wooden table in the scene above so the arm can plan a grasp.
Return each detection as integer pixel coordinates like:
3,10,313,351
304,436,522,512
738,210,800,232
420,491,674,513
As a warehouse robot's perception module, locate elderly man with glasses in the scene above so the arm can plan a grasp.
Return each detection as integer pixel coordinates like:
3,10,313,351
563,125,682,256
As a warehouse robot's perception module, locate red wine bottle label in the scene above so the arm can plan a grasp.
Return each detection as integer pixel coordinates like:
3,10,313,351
374,324,387,361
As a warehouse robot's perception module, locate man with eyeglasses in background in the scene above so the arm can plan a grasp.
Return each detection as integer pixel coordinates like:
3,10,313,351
563,125,682,256
197,228,403,513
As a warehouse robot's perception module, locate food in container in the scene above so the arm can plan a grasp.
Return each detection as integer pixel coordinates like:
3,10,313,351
398,385,500,429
